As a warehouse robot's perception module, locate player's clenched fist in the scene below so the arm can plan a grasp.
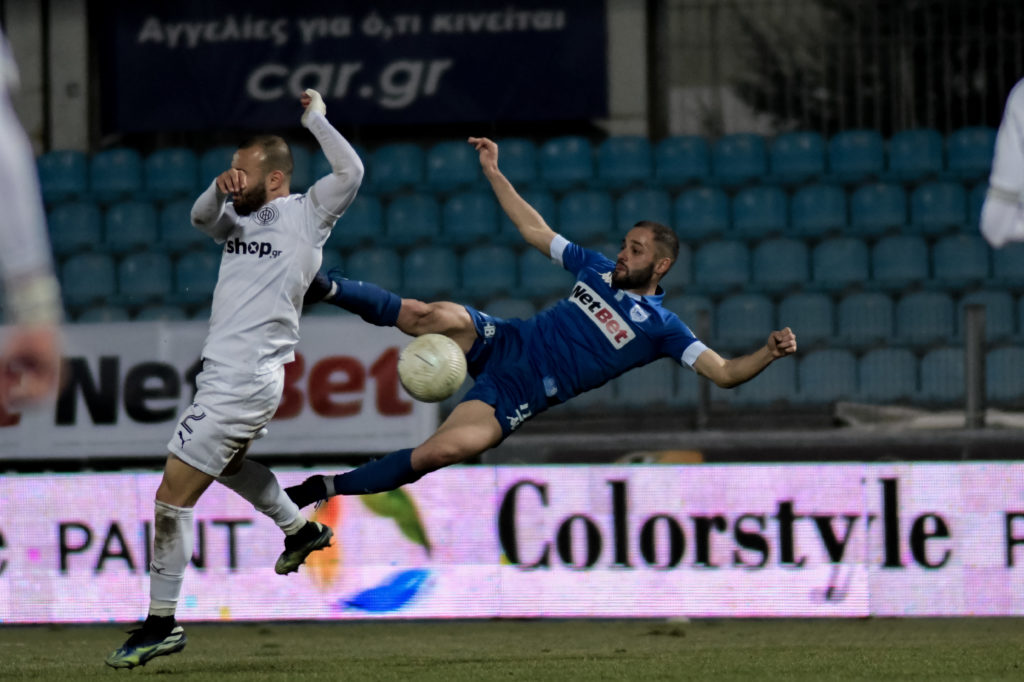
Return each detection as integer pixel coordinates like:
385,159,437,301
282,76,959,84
767,327,797,358
468,137,499,176
216,168,246,196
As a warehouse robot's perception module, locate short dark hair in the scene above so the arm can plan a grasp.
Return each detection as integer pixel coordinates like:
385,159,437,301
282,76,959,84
239,135,294,178
634,220,679,261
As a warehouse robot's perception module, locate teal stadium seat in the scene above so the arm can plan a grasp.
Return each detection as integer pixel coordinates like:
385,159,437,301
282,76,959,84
751,238,808,295
426,140,479,193
670,363,701,408
614,359,676,407
77,305,130,323
797,349,857,404
558,189,614,246
990,242,1024,290
159,198,209,255
731,185,787,240
968,182,987,229
198,146,237,186
500,189,555,245
674,187,729,242
320,247,344,275
836,291,893,349
871,235,928,292
135,304,188,322
826,129,884,184
61,253,116,309
461,245,517,302
850,183,906,237
712,133,766,187
144,148,198,201
494,138,537,186
811,237,869,292
171,250,220,305
768,130,825,185
48,201,102,257
344,247,401,293
484,297,536,320
932,234,989,290
37,149,88,203
288,144,313,193
402,246,458,300
896,291,955,347
945,126,997,180
539,136,593,191
334,194,382,248
653,135,709,188
883,128,944,182
90,148,142,204
660,242,691,294
987,347,1024,403
664,294,714,336
371,143,424,194
117,251,173,306
694,240,749,294
385,194,440,247
737,355,796,406
519,248,574,299
596,136,651,189
778,292,833,347
910,181,966,236
616,189,672,230
919,347,964,403
441,191,498,247
858,348,917,403
104,201,159,254
958,290,1014,343
716,293,774,350
790,183,846,238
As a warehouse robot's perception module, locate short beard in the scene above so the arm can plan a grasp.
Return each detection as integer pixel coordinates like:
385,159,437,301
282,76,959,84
611,262,654,290
232,184,268,216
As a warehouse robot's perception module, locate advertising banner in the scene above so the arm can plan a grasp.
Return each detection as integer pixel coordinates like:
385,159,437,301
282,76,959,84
93,0,608,132
0,318,436,459
1,463,1022,622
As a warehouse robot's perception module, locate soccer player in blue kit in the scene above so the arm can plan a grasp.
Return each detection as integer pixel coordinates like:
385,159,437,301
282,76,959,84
288,136,797,507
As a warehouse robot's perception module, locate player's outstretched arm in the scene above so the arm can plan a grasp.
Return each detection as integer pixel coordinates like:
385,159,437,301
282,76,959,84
303,89,364,221
469,136,556,255
693,327,797,388
981,79,1024,248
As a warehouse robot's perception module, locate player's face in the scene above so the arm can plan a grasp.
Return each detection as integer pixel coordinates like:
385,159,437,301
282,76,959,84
230,147,268,216
612,228,658,289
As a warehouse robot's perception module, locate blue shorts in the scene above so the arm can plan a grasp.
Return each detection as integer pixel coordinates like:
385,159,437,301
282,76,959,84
461,306,556,438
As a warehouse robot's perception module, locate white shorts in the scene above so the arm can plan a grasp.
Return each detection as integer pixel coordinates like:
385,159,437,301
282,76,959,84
167,359,285,477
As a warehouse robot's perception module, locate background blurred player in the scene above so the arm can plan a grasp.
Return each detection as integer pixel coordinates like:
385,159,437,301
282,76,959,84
288,136,797,507
981,77,1024,248
106,89,364,669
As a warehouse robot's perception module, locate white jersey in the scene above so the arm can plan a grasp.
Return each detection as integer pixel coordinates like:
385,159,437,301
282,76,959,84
981,78,1024,248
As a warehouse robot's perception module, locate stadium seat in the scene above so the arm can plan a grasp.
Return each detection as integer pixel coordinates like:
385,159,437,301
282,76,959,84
664,294,714,337
932,234,989,290
731,185,788,239
48,201,102,257
89,148,143,203
777,292,833,347
61,253,116,309
104,201,159,254
919,347,964,403
371,143,424,194
871,235,929,292
896,291,955,347
77,305,130,323
616,189,672,233
826,129,884,183
519,248,574,299
461,245,517,301
768,130,825,185
670,364,701,407
320,247,344,275
426,140,479,192
344,247,402,293
694,240,749,294
135,304,188,322
883,128,944,182
945,126,997,180
910,181,967,235
191,305,212,321
484,297,537,320
116,251,173,306
789,183,846,238
673,187,729,242
990,242,1024,290
500,190,556,245
539,136,594,190
810,237,869,292
596,136,651,189
716,293,774,350
288,144,313,193
171,250,220,305
797,349,857,404
36,149,88,203
967,182,987,229
615,359,676,407
751,238,809,295
653,135,710,188
198,145,237,186
712,133,767,186
858,348,917,403
957,290,1015,343
159,198,209,255
402,246,459,300
144,148,198,201
495,138,537,186
849,183,906,237
660,242,692,294
836,291,893,349
987,347,1024,403
558,190,614,245
441,191,499,247
385,193,440,247
334,194,383,248
736,355,796,406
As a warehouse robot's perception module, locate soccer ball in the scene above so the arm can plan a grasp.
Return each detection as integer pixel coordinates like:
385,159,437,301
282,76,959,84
397,334,467,403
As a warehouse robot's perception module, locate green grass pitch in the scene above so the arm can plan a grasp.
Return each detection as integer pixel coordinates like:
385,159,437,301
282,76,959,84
1,618,1022,681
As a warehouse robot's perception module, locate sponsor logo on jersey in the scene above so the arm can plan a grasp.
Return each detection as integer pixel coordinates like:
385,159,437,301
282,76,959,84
224,237,283,259
569,282,635,348
253,203,279,226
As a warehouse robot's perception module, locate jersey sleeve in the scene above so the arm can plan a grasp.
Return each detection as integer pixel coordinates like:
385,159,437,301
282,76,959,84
981,79,1024,248
304,111,364,238
660,315,709,368
550,235,616,276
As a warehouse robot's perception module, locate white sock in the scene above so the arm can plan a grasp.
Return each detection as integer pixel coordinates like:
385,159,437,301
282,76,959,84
218,459,306,535
323,475,336,497
149,500,193,617
326,280,338,301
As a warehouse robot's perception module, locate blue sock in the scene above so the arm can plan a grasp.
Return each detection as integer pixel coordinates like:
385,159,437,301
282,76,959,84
331,448,423,495
331,277,402,327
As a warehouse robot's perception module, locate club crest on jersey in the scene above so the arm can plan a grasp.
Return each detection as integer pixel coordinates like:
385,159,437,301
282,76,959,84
253,203,279,226
630,305,649,323
569,282,635,349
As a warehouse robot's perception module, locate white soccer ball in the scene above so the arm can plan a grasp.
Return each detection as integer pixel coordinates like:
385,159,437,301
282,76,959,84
397,334,467,403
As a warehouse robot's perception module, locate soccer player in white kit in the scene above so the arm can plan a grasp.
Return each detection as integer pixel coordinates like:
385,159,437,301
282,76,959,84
106,89,364,669
981,78,1024,248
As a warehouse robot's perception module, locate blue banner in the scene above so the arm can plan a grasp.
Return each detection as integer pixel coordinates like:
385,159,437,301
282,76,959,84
94,1,608,132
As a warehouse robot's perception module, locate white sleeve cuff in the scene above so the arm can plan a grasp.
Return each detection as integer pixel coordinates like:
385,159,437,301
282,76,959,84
682,342,709,368
549,234,569,265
